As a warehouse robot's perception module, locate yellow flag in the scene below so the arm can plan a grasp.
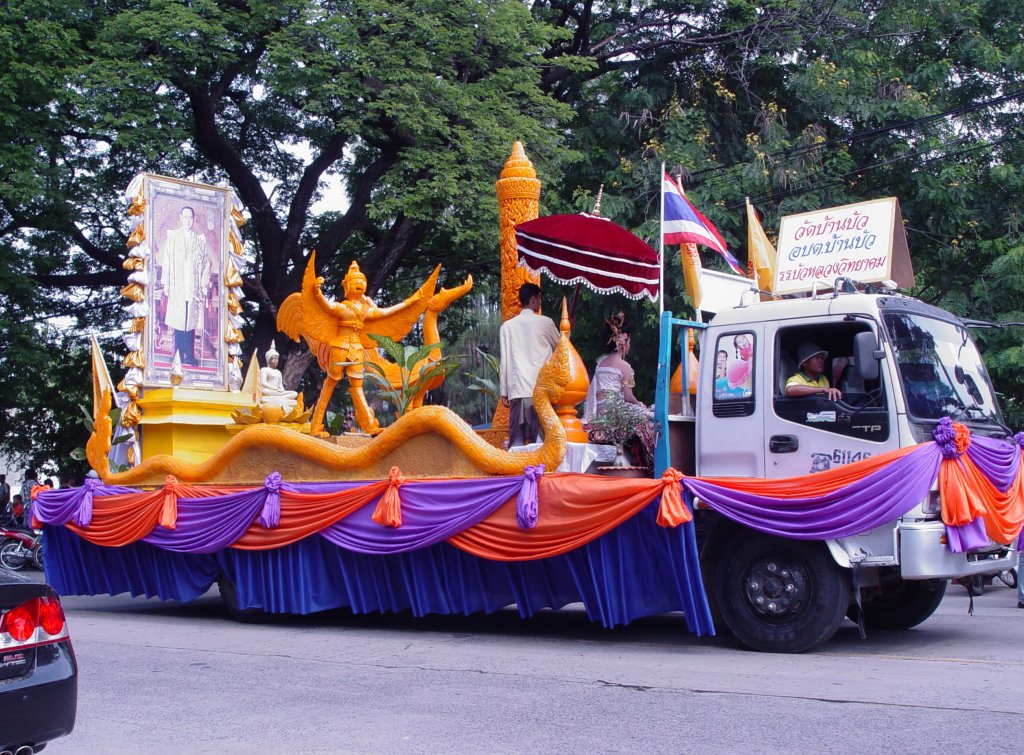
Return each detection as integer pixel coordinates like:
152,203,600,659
680,242,702,311
746,199,777,293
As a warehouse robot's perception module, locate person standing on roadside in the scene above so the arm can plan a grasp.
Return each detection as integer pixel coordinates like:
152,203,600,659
499,283,560,448
19,469,38,528
0,474,11,527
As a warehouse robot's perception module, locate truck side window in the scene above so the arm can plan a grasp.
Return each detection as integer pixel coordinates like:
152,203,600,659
773,326,889,442
712,331,755,417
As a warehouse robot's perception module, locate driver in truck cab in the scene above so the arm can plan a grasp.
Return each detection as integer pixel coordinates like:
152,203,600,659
785,342,843,402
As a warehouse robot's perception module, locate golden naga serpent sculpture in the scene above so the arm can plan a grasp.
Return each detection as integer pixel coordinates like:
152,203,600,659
87,338,572,484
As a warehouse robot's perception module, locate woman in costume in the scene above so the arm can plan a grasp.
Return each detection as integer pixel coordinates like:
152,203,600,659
582,312,656,466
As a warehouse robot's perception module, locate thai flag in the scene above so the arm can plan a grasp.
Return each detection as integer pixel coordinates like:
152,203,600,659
662,172,743,275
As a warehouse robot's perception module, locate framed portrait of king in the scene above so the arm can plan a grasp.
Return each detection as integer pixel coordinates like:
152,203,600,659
141,174,230,390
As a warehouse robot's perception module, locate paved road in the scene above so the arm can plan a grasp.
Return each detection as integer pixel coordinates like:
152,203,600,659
45,580,1024,753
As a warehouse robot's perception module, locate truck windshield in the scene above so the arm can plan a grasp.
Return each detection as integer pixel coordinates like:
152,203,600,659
883,312,1002,425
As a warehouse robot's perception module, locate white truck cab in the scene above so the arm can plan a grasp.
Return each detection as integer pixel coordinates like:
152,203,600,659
672,289,1019,652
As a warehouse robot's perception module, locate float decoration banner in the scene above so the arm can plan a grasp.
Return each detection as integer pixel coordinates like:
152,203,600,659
142,175,230,390
773,197,915,296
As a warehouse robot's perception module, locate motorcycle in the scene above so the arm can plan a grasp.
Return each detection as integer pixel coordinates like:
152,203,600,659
955,566,1018,596
0,526,43,571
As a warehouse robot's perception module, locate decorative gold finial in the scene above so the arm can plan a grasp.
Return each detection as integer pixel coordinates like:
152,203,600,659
554,296,589,443
170,351,184,386
592,184,604,217
500,141,536,180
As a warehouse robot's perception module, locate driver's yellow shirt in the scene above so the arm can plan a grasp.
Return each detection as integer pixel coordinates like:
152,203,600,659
786,372,829,390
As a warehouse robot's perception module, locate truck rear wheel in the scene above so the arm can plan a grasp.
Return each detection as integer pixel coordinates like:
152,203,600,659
714,531,850,653
851,577,946,631
217,573,271,623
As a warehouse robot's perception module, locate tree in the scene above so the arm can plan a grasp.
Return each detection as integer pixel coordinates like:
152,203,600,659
0,0,579,463
3,0,1024,469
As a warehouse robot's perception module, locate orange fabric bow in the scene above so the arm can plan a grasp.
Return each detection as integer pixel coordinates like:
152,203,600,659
160,476,179,530
656,468,691,527
372,467,405,528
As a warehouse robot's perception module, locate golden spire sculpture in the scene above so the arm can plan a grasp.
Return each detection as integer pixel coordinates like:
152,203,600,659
489,142,543,446
554,297,589,442
496,141,541,321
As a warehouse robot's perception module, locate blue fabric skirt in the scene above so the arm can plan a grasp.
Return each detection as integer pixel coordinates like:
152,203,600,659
43,503,712,634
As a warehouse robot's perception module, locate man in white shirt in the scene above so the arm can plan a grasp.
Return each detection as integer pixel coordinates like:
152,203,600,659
159,206,212,366
499,283,561,447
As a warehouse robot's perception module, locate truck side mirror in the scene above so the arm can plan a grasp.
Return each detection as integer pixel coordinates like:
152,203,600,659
853,331,881,381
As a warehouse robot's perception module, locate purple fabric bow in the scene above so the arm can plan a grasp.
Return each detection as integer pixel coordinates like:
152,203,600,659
932,417,960,459
259,472,283,529
72,477,103,527
517,464,544,529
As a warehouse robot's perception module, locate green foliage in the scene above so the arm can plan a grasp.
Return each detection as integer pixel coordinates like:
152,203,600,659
70,403,131,470
4,0,1024,463
358,333,461,424
463,347,500,406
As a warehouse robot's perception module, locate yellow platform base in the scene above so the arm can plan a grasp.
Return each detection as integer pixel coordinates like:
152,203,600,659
137,388,255,466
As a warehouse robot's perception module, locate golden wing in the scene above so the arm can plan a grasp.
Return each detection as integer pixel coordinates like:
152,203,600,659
276,293,304,342
298,252,341,347
361,264,441,348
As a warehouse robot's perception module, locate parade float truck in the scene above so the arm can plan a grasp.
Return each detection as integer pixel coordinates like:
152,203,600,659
33,156,1023,654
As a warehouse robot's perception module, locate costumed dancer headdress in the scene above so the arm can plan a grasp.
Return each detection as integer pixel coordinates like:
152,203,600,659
606,311,629,352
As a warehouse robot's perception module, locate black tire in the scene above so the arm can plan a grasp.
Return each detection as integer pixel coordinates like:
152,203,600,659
964,575,985,596
714,531,850,653
0,540,27,571
851,577,947,630
31,542,44,571
997,568,1017,589
217,573,270,623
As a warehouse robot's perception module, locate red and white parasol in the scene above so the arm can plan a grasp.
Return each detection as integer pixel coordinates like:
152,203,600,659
514,213,659,301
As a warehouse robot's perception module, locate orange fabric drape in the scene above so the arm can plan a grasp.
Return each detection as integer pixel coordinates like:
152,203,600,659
66,488,171,546
701,443,921,498
231,481,388,550
448,473,668,561
940,455,1024,543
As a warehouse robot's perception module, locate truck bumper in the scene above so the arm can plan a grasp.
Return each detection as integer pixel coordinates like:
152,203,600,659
898,521,1018,579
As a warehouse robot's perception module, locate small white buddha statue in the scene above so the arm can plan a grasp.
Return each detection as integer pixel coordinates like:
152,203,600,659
258,341,298,415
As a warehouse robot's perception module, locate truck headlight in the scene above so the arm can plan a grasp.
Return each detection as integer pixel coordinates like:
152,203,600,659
922,491,941,517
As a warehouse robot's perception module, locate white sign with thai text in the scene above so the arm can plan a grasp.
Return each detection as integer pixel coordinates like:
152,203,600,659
773,198,897,295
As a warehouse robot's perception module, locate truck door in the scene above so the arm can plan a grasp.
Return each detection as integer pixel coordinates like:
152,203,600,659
764,320,899,478
696,324,766,478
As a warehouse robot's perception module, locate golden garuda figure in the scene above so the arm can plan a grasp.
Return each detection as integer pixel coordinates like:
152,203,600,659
277,252,443,436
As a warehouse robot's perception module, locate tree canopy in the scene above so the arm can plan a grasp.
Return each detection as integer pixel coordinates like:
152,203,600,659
2,0,1024,473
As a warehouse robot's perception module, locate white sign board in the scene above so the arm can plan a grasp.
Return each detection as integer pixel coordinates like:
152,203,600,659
773,197,898,295
699,269,756,314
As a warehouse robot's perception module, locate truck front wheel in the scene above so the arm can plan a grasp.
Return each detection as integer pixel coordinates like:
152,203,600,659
851,576,947,631
714,531,850,653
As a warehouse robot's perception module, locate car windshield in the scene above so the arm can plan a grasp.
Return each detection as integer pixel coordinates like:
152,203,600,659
883,312,1002,425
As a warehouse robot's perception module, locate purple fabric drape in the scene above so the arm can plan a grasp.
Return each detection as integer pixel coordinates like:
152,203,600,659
319,476,524,554
143,489,268,553
683,445,943,540
946,518,990,553
965,435,1020,492
33,482,139,525
517,465,544,529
